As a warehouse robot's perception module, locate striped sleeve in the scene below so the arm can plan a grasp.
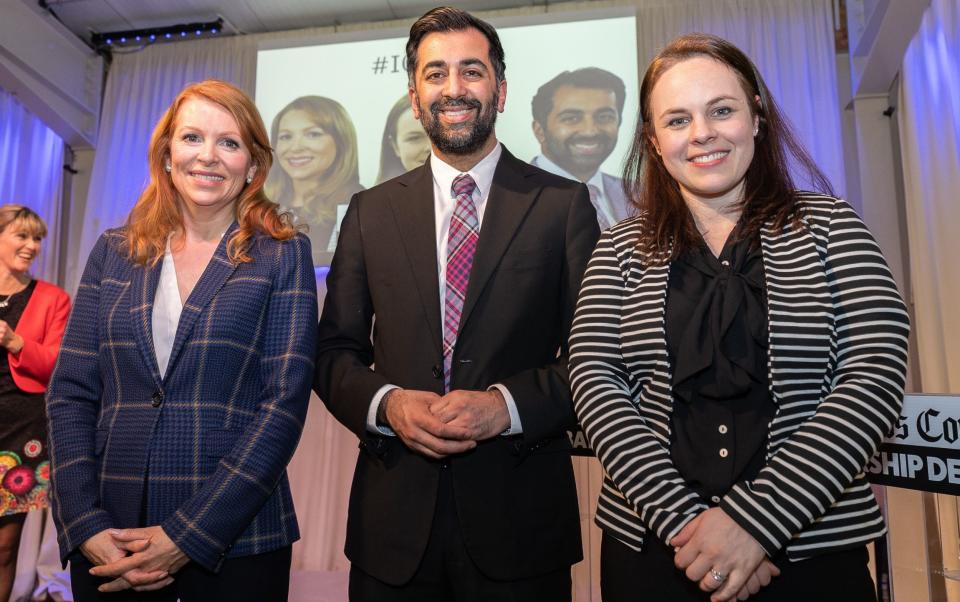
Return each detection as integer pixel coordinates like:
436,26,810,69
570,229,707,546
46,232,115,561
720,199,910,555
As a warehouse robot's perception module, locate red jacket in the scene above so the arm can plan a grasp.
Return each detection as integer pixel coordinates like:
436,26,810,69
8,279,70,393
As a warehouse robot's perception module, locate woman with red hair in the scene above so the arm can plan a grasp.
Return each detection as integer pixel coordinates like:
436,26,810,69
47,80,317,600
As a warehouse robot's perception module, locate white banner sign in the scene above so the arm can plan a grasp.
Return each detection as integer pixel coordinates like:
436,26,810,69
866,394,960,494
569,394,960,495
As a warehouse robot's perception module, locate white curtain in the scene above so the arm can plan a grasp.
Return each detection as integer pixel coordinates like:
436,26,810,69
0,87,64,282
62,1,843,597
899,0,960,394
899,3,960,600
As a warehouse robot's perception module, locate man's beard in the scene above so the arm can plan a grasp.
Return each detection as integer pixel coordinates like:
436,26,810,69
418,92,498,156
545,132,616,176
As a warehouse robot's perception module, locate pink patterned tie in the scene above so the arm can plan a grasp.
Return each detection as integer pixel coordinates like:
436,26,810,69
444,174,479,391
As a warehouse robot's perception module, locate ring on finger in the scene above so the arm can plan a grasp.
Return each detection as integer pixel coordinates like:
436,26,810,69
710,569,726,584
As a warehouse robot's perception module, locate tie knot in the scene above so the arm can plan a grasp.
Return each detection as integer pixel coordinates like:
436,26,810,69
452,174,477,198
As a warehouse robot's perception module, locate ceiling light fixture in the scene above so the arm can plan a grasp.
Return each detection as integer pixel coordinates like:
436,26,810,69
91,17,224,51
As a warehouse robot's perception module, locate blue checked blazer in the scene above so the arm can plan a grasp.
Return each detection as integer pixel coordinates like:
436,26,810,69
46,224,317,571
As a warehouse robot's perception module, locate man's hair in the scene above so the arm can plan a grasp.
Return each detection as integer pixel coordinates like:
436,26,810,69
406,6,506,86
531,68,626,127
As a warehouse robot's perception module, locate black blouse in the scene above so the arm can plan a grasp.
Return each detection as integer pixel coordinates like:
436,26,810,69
0,279,38,396
665,232,776,504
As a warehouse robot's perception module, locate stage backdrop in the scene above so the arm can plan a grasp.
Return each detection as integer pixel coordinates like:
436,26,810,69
256,14,639,266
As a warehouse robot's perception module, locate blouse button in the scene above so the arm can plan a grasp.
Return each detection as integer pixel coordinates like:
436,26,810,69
711,495,721,504
721,260,730,267
719,448,729,458
718,424,728,434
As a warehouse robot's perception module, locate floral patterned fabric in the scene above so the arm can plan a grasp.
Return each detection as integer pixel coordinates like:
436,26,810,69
0,280,49,517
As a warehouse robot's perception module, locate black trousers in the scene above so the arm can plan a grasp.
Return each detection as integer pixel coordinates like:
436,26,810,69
349,468,571,602
70,545,291,602
601,532,876,602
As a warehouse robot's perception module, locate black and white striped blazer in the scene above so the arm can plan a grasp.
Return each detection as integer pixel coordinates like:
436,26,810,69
569,193,910,559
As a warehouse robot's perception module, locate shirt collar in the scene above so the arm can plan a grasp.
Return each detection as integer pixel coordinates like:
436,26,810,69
430,142,502,198
533,154,605,193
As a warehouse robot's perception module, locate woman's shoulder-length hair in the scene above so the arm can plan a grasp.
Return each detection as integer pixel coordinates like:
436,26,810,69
624,33,833,263
124,79,296,266
376,95,414,185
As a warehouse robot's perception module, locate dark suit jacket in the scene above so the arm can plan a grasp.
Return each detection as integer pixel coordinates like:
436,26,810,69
8,279,70,393
315,147,599,584
47,226,317,571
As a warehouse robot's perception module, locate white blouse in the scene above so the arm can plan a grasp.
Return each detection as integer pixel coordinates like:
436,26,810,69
152,242,183,376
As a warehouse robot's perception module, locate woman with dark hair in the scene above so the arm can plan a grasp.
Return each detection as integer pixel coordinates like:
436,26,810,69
569,33,909,602
47,80,317,600
265,95,364,263
375,95,431,184
0,205,69,602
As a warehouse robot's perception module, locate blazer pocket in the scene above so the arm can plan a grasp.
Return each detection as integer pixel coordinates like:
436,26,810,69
501,248,553,272
203,429,242,458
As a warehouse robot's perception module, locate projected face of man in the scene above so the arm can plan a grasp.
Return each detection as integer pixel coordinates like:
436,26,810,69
534,85,621,183
410,27,506,167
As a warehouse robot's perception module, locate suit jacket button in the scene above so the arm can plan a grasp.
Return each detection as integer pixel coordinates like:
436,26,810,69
431,365,443,379
151,391,164,407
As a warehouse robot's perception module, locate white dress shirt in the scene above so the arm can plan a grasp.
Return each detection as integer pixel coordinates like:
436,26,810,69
152,241,183,376
366,143,523,435
530,154,625,230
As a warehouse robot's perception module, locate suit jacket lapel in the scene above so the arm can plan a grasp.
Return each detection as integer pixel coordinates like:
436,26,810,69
164,222,240,380
460,148,539,329
759,220,832,407
389,165,443,357
129,258,163,388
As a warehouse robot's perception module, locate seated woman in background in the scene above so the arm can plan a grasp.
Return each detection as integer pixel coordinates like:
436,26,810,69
375,94,431,184
265,95,364,264
0,205,70,602
46,79,317,601
569,33,909,602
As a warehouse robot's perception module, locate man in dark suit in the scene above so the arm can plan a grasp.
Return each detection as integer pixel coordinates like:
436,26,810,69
530,68,631,230
315,6,599,601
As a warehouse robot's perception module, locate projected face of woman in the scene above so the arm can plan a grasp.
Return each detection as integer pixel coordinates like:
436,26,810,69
648,56,759,208
393,109,431,170
276,109,337,182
